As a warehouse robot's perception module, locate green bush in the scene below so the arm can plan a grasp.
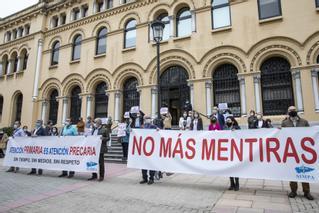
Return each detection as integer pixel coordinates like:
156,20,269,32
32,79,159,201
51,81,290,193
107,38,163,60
1,127,14,136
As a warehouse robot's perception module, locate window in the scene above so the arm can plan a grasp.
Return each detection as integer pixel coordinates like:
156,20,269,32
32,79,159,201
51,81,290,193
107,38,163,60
82,5,89,17
176,7,192,37
72,35,82,61
72,8,80,21
96,0,105,13
96,27,107,55
124,19,137,49
6,31,12,42
123,78,139,113
260,57,294,115
212,0,231,29
70,86,82,124
12,29,17,40
25,25,30,35
157,13,170,41
317,55,319,64
52,16,59,28
94,82,108,118
21,49,28,70
213,64,241,117
49,90,59,125
316,0,319,8
258,0,282,20
15,93,23,122
51,41,60,66
2,55,8,75
60,13,66,25
11,52,18,73
0,96,3,121
160,66,190,125
106,0,113,9
18,27,24,37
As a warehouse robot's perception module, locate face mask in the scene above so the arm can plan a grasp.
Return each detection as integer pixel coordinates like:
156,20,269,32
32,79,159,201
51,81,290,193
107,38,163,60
64,122,70,126
183,114,187,118
288,111,297,117
144,119,151,124
226,122,232,127
36,123,41,128
23,129,27,132
194,114,198,118
257,116,262,120
52,129,57,133
13,124,18,129
211,119,217,123
250,113,254,116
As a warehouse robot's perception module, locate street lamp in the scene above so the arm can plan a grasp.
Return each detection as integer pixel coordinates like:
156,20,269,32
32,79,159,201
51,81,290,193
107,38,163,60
151,20,165,121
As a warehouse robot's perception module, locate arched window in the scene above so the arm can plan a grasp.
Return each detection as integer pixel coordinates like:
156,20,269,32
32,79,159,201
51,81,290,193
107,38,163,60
213,64,241,116
317,55,319,64
124,19,137,49
49,90,59,125
96,27,107,55
70,86,82,124
123,78,139,113
51,41,60,66
176,7,192,37
1,55,8,75
0,96,3,121
15,93,23,122
94,82,108,118
72,34,82,61
11,52,18,73
261,57,294,115
160,66,190,125
157,13,170,41
211,0,231,29
21,49,28,71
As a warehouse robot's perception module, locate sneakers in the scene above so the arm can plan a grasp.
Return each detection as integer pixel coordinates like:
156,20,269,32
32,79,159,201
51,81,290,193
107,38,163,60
88,177,97,181
58,173,67,178
67,174,74,178
288,191,297,198
147,180,154,185
304,193,314,200
140,180,148,184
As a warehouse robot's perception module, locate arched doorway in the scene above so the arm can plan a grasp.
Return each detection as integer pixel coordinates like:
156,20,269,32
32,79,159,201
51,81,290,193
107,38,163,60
260,57,294,115
212,64,241,117
123,77,139,113
70,86,82,124
14,93,23,122
160,66,190,125
48,90,59,125
94,82,108,118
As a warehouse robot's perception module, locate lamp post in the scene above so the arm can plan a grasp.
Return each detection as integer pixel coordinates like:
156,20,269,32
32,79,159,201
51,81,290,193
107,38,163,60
151,20,165,121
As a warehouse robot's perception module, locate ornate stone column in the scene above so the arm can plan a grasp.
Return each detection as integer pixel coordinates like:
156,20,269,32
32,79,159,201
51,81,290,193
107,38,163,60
41,100,48,123
114,91,122,122
311,69,319,111
238,76,247,116
191,10,196,32
188,82,194,108
32,39,44,101
253,74,261,113
205,81,212,116
151,87,157,119
62,97,69,124
292,70,304,112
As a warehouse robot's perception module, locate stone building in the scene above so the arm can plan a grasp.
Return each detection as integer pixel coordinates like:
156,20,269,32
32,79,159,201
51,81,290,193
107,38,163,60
0,0,319,128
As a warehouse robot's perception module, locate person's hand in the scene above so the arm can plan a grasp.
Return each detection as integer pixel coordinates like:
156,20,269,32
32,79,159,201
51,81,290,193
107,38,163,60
31,135,37,138
277,127,282,130
156,128,160,131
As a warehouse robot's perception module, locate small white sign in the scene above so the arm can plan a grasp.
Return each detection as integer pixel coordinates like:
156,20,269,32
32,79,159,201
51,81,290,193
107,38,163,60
117,123,127,137
160,107,168,115
124,112,130,118
218,103,228,110
130,106,140,114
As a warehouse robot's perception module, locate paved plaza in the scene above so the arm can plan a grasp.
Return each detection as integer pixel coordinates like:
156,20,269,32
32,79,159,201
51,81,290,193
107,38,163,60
1,159,319,213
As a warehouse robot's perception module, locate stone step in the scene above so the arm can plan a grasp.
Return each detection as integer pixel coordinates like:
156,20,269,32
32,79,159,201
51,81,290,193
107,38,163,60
105,153,123,158
104,157,126,164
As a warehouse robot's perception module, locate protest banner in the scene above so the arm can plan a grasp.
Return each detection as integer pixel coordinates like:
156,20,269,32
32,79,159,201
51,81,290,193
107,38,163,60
3,136,101,173
160,107,168,115
117,123,127,137
128,127,319,182
130,106,140,114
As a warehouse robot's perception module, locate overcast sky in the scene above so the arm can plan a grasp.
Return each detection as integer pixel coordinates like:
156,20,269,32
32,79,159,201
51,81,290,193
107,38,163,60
0,0,38,18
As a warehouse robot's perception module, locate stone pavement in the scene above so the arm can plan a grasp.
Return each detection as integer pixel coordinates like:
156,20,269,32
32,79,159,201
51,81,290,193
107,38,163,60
1,159,319,213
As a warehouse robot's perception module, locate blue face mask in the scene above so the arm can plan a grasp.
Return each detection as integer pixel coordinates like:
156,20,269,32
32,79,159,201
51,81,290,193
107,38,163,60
36,123,41,128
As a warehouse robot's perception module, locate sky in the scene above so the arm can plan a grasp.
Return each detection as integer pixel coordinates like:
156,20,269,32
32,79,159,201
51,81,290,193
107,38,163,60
0,0,38,18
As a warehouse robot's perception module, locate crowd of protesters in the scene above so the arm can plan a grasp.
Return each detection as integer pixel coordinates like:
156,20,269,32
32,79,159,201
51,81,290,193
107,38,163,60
0,102,314,200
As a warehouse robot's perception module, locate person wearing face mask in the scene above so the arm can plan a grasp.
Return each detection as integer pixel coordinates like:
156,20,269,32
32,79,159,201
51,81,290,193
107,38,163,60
121,117,132,161
22,126,31,136
179,111,189,130
247,110,257,129
58,118,78,178
45,120,53,136
211,107,225,130
28,120,47,176
224,116,240,191
6,121,26,173
76,117,85,135
161,112,172,130
132,111,145,129
140,115,158,185
50,127,59,136
190,111,203,131
254,113,268,129
208,116,221,131
88,118,110,182
281,106,313,200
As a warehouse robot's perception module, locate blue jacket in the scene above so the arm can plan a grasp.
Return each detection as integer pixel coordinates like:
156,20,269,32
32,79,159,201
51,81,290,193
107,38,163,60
62,125,78,136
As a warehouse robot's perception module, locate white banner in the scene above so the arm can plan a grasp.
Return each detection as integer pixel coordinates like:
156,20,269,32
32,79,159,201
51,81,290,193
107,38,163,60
3,136,101,173
128,127,319,182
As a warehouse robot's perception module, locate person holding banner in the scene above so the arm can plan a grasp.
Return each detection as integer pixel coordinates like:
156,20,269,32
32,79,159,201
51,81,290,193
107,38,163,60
6,121,26,173
161,112,172,130
59,118,78,178
179,111,189,130
224,116,240,191
208,116,221,131
281,106,314,200
140,115,157,185
28,120,47,175
247,110,257,129
211,107,225,130
88,118,110,182
121,117,132,161
254,113,268,129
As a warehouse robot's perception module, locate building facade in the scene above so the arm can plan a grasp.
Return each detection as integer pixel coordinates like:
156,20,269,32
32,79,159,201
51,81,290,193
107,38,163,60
0,0,319,128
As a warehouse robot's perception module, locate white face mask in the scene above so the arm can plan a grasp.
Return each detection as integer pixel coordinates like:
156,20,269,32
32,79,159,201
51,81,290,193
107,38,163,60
13,124,18,129
145,119,151,124
64,122,70,126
